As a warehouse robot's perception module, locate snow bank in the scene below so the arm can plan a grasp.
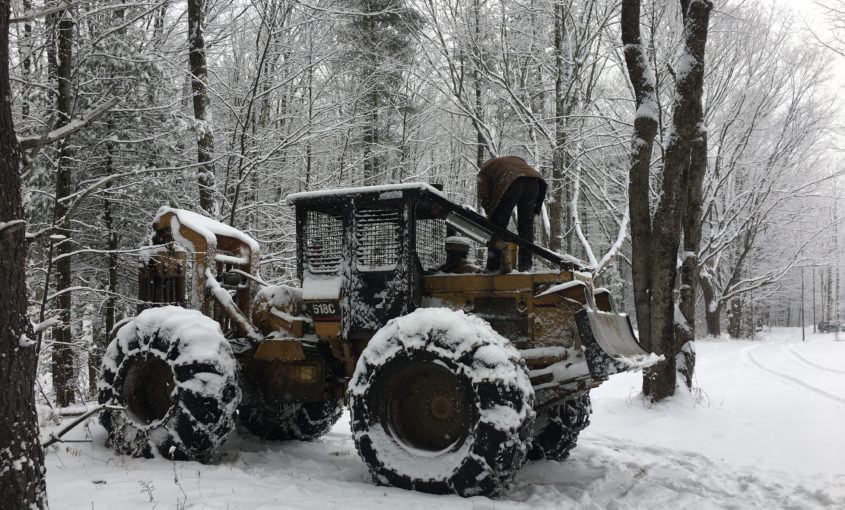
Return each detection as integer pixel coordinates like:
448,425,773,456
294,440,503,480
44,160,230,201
46,328,845,509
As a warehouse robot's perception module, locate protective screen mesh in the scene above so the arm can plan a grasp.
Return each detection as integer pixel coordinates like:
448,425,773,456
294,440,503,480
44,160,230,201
415,218,446,271
305,210,343,274
355,207,401,271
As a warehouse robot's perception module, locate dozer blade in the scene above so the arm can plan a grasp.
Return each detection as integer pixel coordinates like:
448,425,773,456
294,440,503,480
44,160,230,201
574,308,655,380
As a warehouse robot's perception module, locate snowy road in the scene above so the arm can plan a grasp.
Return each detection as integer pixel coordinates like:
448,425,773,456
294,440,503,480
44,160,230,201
44,329,845,509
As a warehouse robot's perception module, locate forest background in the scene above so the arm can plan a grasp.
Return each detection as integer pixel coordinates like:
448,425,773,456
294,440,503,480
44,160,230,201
6,0,845,408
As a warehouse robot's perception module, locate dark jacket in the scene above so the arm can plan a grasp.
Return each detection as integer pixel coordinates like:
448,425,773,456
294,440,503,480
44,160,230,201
477,156,546,217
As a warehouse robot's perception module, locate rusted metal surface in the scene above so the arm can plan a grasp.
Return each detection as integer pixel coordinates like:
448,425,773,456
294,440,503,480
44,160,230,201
153,210,256,316
240,357,327,404
254,339,306,362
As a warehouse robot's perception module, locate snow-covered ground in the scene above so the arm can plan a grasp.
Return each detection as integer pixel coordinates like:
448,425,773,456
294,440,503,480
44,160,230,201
43,328,845,509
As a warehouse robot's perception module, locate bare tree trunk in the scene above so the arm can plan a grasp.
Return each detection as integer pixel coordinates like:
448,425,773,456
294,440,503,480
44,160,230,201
363,89,380,183
90,202,118,395
826,266,832,322
706,304,722,336
819,269,826,323
676,131,707,388
188,0,217,214
90,121,118,395
0,0,48,501
701,277,721,336
785,299,792,328
836,260,841,326
305,37,314,188
52,10,76,407
550,2,567,254
704,301,722,337
473,0,485,170
19,0,32,125
813,267,817,332
622,0,712,401
647,0,711,399
474,69,485,169
728,298,742,338
621,0,658,362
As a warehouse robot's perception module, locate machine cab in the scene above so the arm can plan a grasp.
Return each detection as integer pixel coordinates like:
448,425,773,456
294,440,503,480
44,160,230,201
287,183,585,344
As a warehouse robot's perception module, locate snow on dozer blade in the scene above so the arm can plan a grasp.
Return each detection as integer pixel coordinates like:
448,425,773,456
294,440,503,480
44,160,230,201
574,309,653,380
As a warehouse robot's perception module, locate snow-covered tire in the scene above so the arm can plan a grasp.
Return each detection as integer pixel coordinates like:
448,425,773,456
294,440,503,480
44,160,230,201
349,308,535,497
238,398,344,441
97,306,241,461
527,393,591,461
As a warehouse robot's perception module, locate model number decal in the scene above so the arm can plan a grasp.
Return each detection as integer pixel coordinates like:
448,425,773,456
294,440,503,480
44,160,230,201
308,301,339,319
312,302,336,315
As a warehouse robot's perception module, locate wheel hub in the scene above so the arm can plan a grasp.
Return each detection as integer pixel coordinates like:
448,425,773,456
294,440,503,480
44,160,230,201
429,392,455,422
381,359,471,452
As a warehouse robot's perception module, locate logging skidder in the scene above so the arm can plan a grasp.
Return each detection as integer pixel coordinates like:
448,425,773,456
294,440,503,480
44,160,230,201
97,183,657,496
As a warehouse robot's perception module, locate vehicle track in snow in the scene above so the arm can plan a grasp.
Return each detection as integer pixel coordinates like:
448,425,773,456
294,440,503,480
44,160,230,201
741,344,845,407
785,344,845,376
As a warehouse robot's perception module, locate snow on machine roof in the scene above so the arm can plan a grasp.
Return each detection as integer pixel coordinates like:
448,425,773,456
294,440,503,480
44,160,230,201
286,182,445,205
154,206,260,255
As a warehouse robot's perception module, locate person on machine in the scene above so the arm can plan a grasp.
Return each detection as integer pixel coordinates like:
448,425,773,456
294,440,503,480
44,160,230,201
476,155,547,272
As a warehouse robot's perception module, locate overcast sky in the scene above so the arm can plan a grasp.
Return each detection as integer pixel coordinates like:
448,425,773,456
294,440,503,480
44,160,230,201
774,0,845,85
767,0,845,162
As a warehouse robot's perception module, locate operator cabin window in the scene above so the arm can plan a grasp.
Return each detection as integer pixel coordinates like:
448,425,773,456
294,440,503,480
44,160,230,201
305,209,343,274
355,207,401,271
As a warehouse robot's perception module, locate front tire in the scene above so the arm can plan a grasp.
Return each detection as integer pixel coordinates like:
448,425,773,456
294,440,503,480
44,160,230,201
97,306,240,461
349,308,535,497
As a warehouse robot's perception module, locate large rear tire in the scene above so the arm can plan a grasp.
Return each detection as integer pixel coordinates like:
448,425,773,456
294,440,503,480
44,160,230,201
238,398,344,441
97,306,240,461
527,393,591,461
349,308,535,497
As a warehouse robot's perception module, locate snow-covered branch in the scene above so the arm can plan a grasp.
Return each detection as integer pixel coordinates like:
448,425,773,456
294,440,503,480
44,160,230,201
18,97,119,157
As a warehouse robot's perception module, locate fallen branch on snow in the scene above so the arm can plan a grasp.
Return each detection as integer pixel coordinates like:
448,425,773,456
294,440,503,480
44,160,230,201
42,404,124,448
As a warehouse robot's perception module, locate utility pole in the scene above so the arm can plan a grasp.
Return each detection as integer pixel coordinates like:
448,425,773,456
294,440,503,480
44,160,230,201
813,267,817,334
827,199,839,342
